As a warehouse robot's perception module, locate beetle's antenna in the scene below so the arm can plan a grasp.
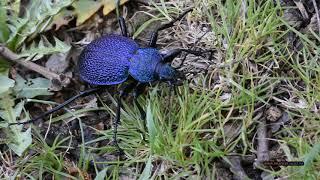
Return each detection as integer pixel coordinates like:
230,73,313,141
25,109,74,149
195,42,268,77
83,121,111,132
9,87,101,126
170,49,214,70
174,29,213,69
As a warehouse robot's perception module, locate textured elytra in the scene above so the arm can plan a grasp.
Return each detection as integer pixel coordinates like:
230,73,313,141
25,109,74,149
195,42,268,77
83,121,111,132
79,34,139,85
129,48,162,82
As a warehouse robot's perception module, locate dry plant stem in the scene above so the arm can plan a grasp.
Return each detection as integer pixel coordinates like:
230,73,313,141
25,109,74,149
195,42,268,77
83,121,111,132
228,156,249,180
312,0,320,33
0,45,60,80
294,0,309,20
256,117,269,166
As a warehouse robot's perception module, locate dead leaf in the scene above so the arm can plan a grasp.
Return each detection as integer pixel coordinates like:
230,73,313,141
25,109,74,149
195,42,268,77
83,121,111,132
49,9,74,31
48,0,128,30
223,122,241,145
73,0,128,26
45,53,69,74
272,96,308,109
266,106,282,122
270,112,290,133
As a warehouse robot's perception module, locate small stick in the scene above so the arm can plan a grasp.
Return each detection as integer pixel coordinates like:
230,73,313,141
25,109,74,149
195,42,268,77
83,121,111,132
255,116,269,168
311,0,320,34
0,45,70,91
0,45,60,80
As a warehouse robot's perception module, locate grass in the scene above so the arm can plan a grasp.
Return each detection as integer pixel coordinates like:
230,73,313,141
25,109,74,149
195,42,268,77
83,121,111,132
91,84,229,178
1,0,320,179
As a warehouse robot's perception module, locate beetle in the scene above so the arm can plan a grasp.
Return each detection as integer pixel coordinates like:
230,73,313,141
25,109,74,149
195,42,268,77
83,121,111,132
10,7,211,154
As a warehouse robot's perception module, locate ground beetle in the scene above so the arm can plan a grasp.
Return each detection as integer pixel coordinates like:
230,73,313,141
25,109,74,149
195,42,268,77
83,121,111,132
10,7,211,154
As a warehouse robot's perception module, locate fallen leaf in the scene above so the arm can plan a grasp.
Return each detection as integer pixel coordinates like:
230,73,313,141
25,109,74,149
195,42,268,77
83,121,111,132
94,169,107,180
0,98,32,156
73,0,128,26
18,36,71,61
270,112,290,133
45,53,69,73
7,127,32,156
14,74,53,98
266,106,282,122
0,75,15,94
272,96,308,109
49,9,74,31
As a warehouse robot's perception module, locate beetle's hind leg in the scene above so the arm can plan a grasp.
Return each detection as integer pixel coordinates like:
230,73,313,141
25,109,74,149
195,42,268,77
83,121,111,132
148,7,193,48
8,87,101,126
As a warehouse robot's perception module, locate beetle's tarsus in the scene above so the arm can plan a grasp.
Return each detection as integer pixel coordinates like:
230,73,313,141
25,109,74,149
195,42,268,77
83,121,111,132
111,137,124,156
113,94,123,155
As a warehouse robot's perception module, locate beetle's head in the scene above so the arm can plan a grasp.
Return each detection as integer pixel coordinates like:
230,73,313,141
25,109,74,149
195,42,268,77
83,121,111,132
156,63,184,85
156,63,175,80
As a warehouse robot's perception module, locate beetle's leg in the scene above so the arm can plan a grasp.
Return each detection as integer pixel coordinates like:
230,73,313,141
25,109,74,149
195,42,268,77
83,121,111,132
8,87,101,126
148,7,193,47
163,48,214,68
113,81,137,155
132,83,147,141
116,0,128,37
133,83,147,120
118,17,128,37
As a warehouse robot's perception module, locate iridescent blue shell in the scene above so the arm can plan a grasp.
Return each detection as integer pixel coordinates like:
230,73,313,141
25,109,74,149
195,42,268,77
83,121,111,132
79,34,139,85
129,48,162,83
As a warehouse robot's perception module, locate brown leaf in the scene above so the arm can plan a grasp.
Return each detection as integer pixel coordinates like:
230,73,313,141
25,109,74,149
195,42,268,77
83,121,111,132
266,106,282,122
49,9,74,31
45,53,69,74
48,0,128,30
73,0,128,26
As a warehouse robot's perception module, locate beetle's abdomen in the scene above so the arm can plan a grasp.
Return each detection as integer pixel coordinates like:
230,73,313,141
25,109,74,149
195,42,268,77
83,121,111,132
129,48,162,83
79,34,139,85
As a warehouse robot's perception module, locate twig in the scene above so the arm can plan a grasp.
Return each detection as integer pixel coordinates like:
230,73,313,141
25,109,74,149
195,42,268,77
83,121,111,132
228,156,250,180
0,45,70,90
254,115,269,168
294,0,309,21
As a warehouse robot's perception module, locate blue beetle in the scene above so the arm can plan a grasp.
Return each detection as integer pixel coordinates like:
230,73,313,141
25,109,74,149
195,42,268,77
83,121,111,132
79,34,177,85
10,8,210,154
